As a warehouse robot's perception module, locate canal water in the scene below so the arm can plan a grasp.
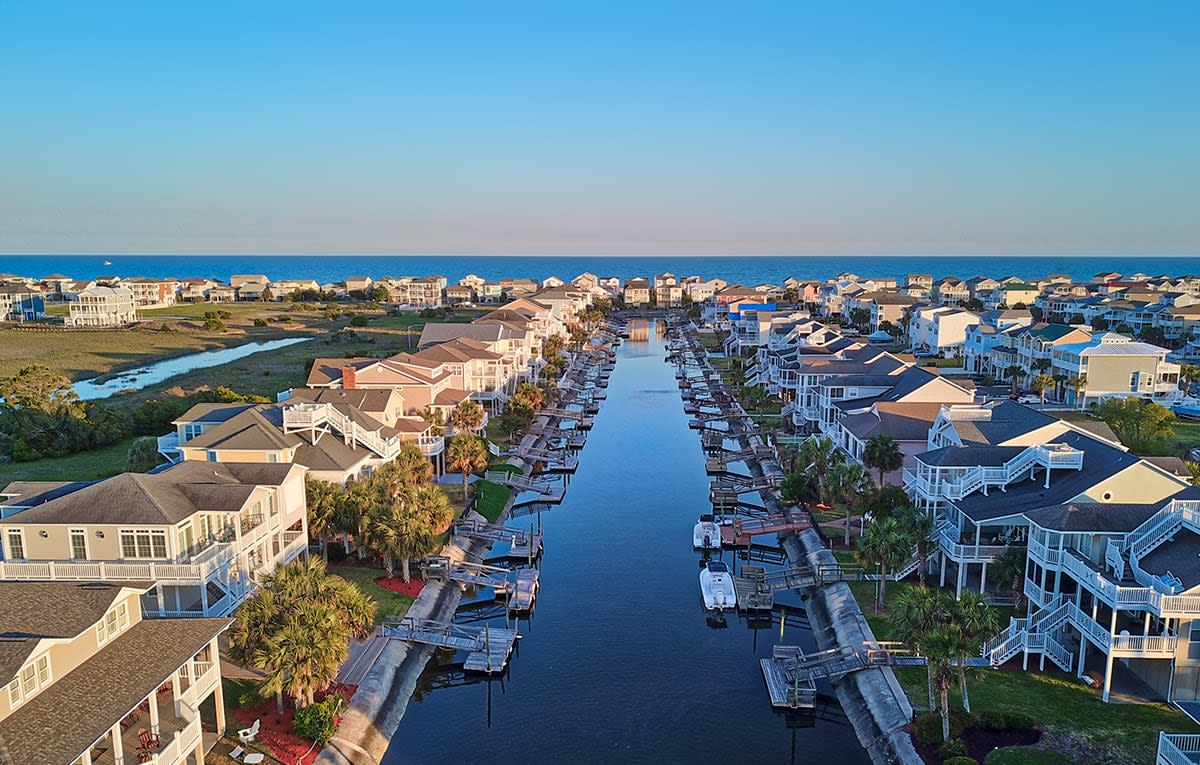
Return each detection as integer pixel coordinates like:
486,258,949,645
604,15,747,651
382,321,871,765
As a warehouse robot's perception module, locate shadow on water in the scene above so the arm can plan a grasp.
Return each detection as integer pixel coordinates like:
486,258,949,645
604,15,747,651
382,319,871,765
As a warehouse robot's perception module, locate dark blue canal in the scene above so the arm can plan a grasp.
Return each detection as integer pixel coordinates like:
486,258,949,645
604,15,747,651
382,320,872,765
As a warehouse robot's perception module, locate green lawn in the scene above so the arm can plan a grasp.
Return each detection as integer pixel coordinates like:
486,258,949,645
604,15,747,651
0,436,146,483
843,580,1197,764
473,480,511,522
328,563,415,624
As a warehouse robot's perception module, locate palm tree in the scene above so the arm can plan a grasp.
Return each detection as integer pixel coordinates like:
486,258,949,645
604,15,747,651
1052,373,1068,402
419,407,445,436
862,434,904,487
897,505,935,588
953,591,999,713
1181,364,1200,396
1031,373,1055,405
891,586,949,713
1068,373,1088,409
412,484,455,536
362,499,437,582
855,516,914,609
254,604,349,708
1004,364,1025,397
989,544,1027,609
371,443,434,494
446,435,491,498
305,476,344,558
449,399,485,435
797,436,844,499
825,461,872,548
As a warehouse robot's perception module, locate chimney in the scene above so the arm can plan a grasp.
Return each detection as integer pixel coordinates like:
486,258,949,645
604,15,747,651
342,366,357,390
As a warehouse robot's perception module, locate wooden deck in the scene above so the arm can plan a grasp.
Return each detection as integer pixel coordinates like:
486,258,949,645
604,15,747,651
383,618,520,674
734,566,774,612
720,509,812,547
761,647,816,709
506,568,539,613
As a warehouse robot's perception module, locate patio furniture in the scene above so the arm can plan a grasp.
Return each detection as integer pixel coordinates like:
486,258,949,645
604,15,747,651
243,754,265,765
137,728,161,751
228,746,245,760
237,718,261,744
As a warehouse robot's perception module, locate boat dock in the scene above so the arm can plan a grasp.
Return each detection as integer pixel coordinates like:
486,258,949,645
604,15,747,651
420,557,512,590
484,469,567,503
720,509,813,548
761,646,817,709
505,568,540,613
381,618,520,674
733,565,774,612
452,519,543,560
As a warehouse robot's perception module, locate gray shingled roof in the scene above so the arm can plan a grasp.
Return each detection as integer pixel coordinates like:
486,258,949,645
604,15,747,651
951,400,1058,445
1140,530,1200,591
0,617,230,765
1023,502,1162,533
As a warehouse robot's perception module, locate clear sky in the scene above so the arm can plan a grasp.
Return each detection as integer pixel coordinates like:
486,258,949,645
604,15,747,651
1,1,1197,255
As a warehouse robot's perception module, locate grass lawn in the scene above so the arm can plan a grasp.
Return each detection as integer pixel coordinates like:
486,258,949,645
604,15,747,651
328,563,415,624
0,436,146,483
844,580,1197,764
473,480,511,522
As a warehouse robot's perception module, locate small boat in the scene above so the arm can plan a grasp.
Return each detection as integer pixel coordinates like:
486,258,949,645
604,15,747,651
1173,397,1200,420
699,560,737,612
693,514,722,550
103,260,113,266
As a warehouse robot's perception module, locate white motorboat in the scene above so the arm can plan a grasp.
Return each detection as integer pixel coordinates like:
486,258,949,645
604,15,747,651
699,560,737,612
1173,397,1200,420
693,514,722,549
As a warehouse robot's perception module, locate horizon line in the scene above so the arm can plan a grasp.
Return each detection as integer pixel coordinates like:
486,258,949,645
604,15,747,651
3,252,1198,259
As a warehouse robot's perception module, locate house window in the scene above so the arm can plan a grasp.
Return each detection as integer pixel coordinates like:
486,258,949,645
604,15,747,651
119,530,167,559
96,602,130,645
6,529,24,560
267,453,279,463
207,451,218,462
1189,623,1200,660
69,529,87,560
6,678,19,706
182,423,205,440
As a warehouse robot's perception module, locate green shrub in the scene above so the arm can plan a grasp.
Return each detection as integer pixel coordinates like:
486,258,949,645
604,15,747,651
293,698,340,745
914,708,977,745
943,758,978,765
237,689,261,708
349,315,369,327
253,318,268,327
938,739,968,760
978,710,1036,732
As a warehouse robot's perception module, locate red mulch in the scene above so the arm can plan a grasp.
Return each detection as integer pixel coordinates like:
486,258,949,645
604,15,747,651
374,576,424,598
232,684,357,765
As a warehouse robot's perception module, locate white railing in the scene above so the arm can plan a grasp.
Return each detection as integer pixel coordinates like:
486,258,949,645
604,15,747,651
937,527,1009,563
1024,578,1053,607
283,402,402,460
148,714,203,765
156,432,183,462
1028,536,1062,567
1066,601,1176,656
0,543,235,583
1158,733,1200,765
910,442,1084,502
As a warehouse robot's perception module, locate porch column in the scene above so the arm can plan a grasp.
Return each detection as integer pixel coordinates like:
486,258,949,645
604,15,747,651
980,562,988,594
1077,635,1087,676
939,552,947,587
200,583,209,616
110,723,124,765
1102,652,1115,702
194,740,205,765
956,561,965,598
1144,613,1152,635
171,671,182,718
149,690,160,735
81,746,94,765
214,668,227,733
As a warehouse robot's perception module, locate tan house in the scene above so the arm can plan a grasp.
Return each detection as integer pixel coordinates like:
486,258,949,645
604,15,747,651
124,278,179,308
0,461,308,617
0,581,229,765
623,278,651,306
67,286,137,328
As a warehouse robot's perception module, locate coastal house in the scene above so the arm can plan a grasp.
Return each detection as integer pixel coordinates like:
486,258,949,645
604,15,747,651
345,276,374,294
445,285,474,305
993,282,1041,309
655,282,684,308
816,364,975,437
1050,333,1181,406
0,581,229,765
179,278,217,302
908,306,980,358
0,286,46,322
66,286,137,328
124,278,179,309
229,274,269,289
623,278,651,306
0,461,309,617
933,277,969,305
962,310,1035,376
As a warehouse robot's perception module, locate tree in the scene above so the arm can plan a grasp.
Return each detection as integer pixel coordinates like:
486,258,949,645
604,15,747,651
855,516,914,610
306,476,358,558
796,436,844,498
849,307,871,331
363,496,430,582
1091,316,1109,331
449,399,485,434
1180,365,1200,396
989,544,1027,609
952,591,999,713
0,364,80,415
963,298,983,312
1030,357,1052,376
1028,305,1044,322
1068,373,1087,408
779,471,817,505
1094,397,1176,453
510,382,548,412
418,407,445,436
1139,326,1168,347
446,435,490,497
1030,373,1055,405
825,461,872,548
1004,364,1025,397
542,333,567,360
126,436,162,472
862,434,904,486
896,505,935,588
568,325,590,352
228,557,374,710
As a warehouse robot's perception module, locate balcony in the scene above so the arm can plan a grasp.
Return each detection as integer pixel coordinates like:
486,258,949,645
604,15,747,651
414,434,445,457
156,433,182,463
1158,733,1200,765
90,691,204,765
0,543,235,584
239,513,264,535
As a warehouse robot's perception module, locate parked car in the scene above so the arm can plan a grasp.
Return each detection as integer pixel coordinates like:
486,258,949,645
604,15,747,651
1187,447,1200,463
1014,393,1041,405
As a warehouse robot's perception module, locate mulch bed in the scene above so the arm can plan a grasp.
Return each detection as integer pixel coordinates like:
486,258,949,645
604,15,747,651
232,684,357,765
911,725,1043,765
374,576,424,598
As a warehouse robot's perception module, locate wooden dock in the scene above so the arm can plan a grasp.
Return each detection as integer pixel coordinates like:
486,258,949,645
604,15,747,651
505,568,539,613
508,530,543,560
720,509,812,547
382,618,520,674
761,646,816,709
733,566,774,612
420,557,512,590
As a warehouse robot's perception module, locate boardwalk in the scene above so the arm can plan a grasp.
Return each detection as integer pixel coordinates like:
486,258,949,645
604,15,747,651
381,618,520,674
720,509,812,548
733,566,774,612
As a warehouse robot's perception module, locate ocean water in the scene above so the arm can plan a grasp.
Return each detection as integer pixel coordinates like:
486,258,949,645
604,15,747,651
0,253,1196,286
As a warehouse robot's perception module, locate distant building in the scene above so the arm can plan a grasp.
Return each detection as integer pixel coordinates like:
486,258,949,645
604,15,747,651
0,286,45,322
67,286,137,327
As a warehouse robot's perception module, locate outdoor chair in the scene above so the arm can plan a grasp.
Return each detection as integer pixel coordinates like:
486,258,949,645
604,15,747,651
137,728,161,751
237,718,261,744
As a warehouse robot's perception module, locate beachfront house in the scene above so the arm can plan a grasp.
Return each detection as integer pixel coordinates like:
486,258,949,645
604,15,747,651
66,286,137,328
0,581,230,765
0,286,46,322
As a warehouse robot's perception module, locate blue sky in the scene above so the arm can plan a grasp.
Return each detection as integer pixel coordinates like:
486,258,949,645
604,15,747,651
1,1,1197,255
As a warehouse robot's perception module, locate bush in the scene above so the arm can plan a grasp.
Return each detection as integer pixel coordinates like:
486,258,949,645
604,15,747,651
293,698,341,745
349,315,369,327
938,739,968,760
203,316,226,332
253,318,268,327
237,689,261,708
942,758,977,765
977,710,1036,732
914,708,977,745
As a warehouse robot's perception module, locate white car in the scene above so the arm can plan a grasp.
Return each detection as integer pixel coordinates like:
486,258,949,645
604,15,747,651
1015,394,1041,405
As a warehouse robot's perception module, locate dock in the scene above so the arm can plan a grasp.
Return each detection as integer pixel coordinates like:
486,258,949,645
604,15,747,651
733,565,774,612
504,568,540,613
720,509,813,547
484,470,567,503
420,557,512,590
761,646,817,709
381,618,520,674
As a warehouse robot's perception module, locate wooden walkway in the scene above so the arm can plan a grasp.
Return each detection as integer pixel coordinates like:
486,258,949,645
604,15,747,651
761,646,817,709
720,509,812,547
381,617,520,674
420,557,512,590
484,470,566,502
734,566,774,612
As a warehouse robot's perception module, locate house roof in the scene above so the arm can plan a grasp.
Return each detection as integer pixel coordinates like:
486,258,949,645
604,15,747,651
1140,530,1200,591
287,387,396,414
950,400,1058,446
1023,502,1162,533
842,402,946,442
0,481,90,510
10,462,295,526
0,616,230,765
305,357,377,386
